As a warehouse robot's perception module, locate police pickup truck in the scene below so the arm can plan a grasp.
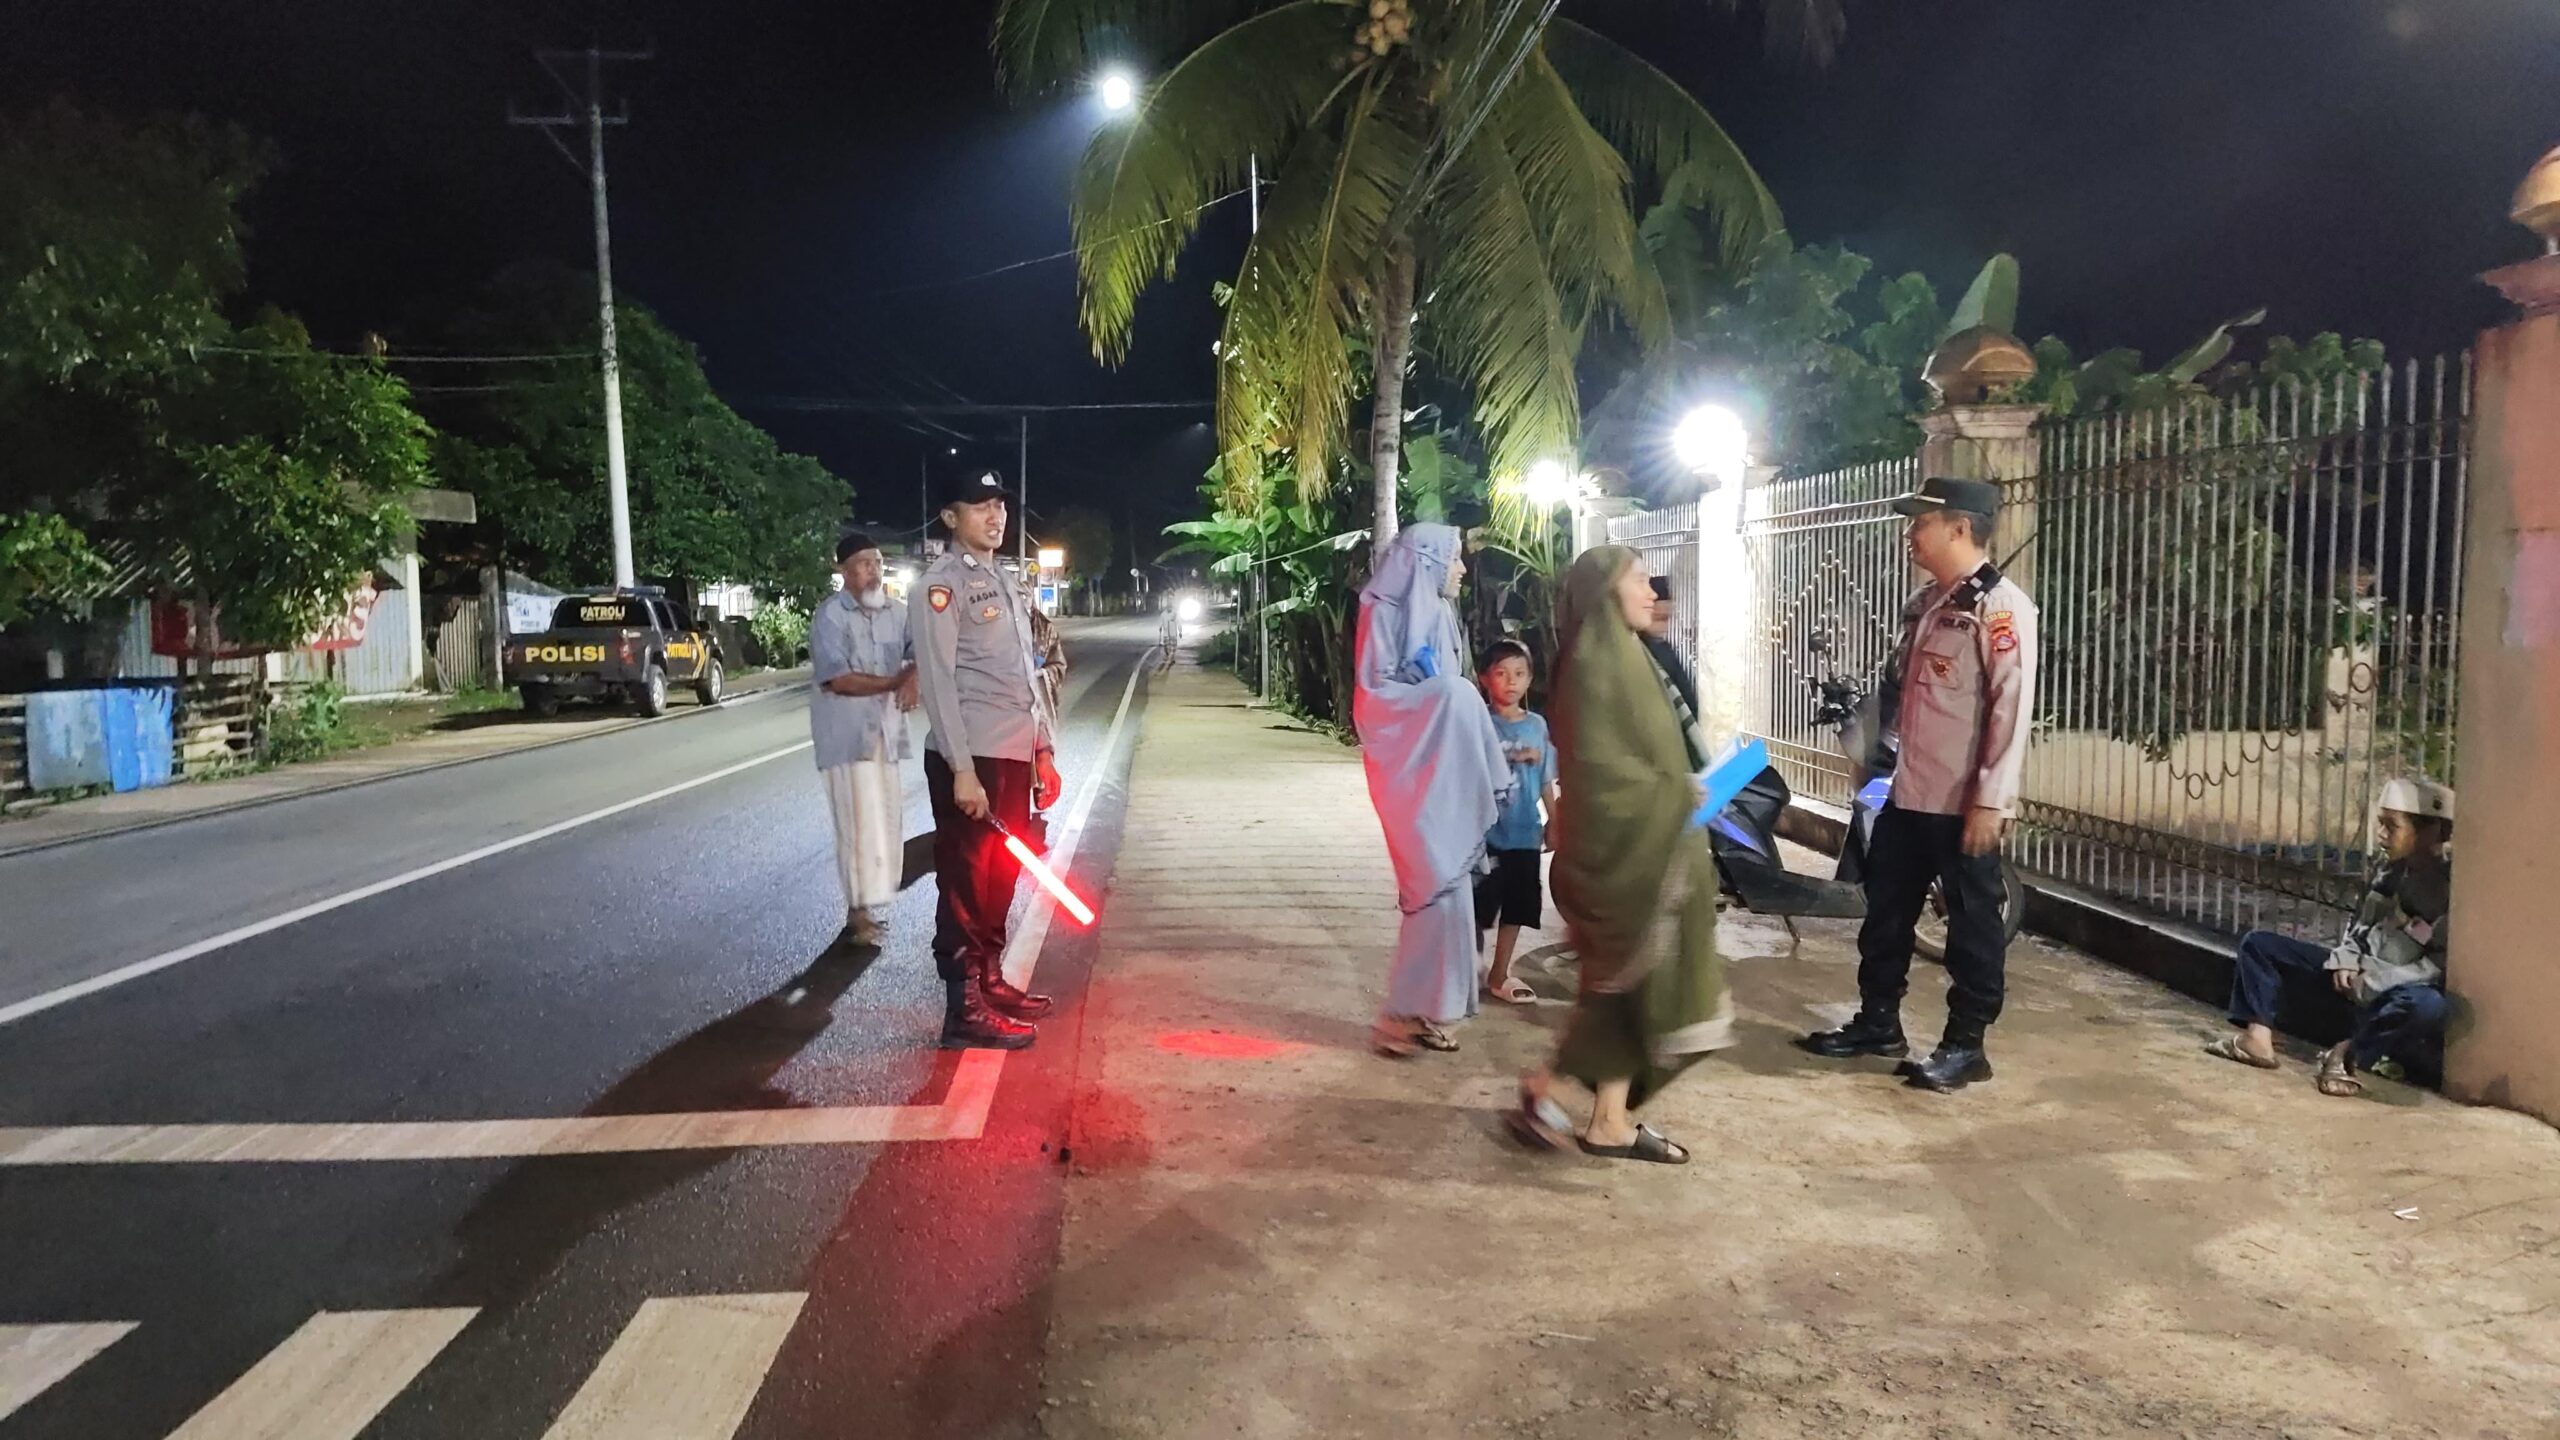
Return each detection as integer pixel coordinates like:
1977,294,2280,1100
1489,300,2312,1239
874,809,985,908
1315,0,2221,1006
511,588,724,718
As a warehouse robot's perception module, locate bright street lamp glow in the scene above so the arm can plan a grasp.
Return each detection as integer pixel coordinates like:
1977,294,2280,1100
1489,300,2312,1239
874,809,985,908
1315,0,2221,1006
1672,404,1749,485
1098,71,1136,112
1176,595,1204,623
1521,459,1578,510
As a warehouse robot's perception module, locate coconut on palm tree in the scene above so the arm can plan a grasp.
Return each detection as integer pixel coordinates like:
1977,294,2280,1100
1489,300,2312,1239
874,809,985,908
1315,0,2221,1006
994,0,1837,548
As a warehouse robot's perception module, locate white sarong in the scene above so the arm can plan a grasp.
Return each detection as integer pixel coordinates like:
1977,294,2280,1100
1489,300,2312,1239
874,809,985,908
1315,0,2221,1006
822,759,904,910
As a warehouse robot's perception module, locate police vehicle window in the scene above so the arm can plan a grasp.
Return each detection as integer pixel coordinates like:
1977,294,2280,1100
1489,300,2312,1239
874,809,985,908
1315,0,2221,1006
649,599,678,632
556,596,652,629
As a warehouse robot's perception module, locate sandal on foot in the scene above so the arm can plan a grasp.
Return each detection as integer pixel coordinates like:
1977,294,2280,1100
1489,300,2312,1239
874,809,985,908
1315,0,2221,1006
1508,1078,1572,1152
1578,1124,1691,1165
1370,1018,1421,1059
1484,976,1536,1006
1413,1020,1460,1052
2204,1035,2280,1071
2316,1052,2364,1098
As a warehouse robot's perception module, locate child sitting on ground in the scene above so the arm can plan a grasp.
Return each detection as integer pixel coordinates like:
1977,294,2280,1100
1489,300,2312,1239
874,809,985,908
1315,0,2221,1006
2206,776,2454,1096
1476,641,1559,1006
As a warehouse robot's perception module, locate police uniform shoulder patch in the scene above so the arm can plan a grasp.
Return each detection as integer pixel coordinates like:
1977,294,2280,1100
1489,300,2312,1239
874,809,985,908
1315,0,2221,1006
927,585,952,613
1987,609,2019,654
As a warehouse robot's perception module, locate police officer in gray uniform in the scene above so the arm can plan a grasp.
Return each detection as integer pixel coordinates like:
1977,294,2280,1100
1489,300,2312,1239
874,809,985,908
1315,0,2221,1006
1799,477,2038,1093
915,465,1059,1050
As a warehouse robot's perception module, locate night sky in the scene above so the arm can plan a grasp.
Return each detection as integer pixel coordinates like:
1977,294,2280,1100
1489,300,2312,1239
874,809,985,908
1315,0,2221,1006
10,0,2555,548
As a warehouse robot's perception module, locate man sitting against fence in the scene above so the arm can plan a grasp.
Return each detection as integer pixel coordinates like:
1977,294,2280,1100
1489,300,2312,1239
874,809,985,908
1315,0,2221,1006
2206,777,2454,1097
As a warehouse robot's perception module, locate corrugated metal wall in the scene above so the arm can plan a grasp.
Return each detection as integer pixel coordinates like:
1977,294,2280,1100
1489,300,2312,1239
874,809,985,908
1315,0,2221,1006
281,587,419,695
111,589,422,695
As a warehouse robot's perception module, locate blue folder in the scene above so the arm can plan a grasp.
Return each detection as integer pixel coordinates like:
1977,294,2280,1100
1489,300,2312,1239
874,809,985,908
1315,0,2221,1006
1691,736,1771,829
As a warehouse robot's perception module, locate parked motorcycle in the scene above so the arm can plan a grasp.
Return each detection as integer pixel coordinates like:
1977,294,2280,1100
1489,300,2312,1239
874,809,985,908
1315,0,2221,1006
1706,632,2027,960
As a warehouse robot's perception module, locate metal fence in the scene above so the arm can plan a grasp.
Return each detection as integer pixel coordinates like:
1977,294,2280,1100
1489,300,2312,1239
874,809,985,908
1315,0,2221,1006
1735,357,2471,940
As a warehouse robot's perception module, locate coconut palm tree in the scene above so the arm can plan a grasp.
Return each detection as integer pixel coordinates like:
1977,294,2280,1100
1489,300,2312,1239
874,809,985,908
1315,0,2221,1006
995,0,1838,548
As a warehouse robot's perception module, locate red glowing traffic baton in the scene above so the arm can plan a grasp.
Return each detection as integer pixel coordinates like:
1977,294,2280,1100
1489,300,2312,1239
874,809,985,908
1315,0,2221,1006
988,817,1096,927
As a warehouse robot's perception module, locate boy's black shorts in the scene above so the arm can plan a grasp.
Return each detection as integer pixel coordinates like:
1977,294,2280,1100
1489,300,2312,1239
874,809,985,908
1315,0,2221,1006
1474,847,1544,930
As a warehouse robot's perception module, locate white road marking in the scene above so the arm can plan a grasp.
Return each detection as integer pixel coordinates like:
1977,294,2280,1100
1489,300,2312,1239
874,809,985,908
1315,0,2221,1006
1000,644,1147,994
163,1308,475,1440
0,742,813,1029
0,644,1153,1164
539,1294,805,1440
0,1322,135,1422
0,1056,998,1163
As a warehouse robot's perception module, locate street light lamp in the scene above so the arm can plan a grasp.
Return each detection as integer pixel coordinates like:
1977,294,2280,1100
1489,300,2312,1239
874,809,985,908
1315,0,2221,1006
1521,458,1580,511
1671,403,1749,489
1097,70,1136,113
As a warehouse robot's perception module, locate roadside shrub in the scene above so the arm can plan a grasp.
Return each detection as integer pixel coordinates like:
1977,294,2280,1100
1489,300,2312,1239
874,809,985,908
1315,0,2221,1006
749,600,810,667
264,681,346,764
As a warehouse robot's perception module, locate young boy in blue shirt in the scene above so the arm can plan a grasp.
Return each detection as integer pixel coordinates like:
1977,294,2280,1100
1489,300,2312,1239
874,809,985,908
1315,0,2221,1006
1476,641,1559,1005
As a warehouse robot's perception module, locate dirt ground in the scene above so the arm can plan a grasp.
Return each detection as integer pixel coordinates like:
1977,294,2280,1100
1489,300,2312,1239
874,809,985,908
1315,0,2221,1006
1043,665,2560,1440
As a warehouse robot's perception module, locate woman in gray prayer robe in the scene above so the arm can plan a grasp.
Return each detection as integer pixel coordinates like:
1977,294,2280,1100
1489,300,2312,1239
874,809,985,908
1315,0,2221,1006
1352,523,1512,1057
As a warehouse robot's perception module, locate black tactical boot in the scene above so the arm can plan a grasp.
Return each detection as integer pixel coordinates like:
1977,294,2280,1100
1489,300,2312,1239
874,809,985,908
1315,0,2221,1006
940,977,1036,1051
1902,1042,1993,1093
980,964,1055,1021
1795,1009,1910,1059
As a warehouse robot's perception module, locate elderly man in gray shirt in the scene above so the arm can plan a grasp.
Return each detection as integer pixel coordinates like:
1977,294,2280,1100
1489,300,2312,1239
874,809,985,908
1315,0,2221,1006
809,531,918,948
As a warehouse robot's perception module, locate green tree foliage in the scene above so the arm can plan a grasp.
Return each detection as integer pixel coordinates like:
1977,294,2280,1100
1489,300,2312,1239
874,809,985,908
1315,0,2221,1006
417,264,845,604
0,512,109,628
1046,504,1118,589
0,102,259,387
0,105,421,650
155,314,422,647
997,0,1835,548
1586,231,1943,479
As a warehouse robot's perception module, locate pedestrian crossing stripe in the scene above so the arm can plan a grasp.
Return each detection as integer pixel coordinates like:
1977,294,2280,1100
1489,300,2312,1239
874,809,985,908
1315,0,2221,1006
0,1294,806,1438
0,1050,1003,1164
0,628,1148,1169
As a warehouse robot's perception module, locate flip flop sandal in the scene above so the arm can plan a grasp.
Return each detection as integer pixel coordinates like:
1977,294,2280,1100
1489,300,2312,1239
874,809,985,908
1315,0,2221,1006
1485,977,1537,1005
1370,1018,1421,1059
1413,1021,1460,1053
1578,1124,1690,1165
1508,1082,1573,1153
2204,1035,2280,1071
2316,1053,2365,1098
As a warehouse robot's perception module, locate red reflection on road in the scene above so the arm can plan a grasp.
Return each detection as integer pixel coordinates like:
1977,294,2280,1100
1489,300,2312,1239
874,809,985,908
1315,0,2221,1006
1153,1030,1302,1060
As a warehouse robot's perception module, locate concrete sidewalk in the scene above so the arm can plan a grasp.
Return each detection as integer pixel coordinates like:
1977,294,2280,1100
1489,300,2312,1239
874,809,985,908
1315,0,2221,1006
1047,660,2560,1440
0,666,808,856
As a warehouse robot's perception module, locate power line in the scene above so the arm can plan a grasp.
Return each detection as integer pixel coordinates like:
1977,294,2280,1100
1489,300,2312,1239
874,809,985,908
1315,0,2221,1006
850,184,1254,299
738,397,1212,415
198,344,592,365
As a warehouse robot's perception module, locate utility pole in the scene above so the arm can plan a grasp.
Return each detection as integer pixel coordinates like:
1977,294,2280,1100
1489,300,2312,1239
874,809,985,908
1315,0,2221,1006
512,44,651,589
1017,414,1030,571
1249,152,1271,705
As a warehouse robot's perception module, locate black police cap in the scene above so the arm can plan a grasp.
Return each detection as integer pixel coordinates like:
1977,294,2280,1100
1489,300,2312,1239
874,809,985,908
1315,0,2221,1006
932,465,1020,514
1889,476,2002,520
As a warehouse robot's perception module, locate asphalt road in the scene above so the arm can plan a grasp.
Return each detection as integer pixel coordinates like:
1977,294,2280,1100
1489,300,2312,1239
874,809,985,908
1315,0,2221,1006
0,616,1161,1439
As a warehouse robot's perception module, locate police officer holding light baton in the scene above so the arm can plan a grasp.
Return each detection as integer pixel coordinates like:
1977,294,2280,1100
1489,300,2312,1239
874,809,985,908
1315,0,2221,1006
1797,476,2038,1093
915,464,1059,1051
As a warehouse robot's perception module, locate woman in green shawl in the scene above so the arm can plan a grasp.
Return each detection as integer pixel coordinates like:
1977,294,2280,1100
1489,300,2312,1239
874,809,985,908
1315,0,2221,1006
1511,545,1735,1164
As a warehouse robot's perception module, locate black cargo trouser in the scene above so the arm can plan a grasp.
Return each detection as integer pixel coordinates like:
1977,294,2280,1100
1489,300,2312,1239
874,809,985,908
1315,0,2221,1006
1854,803,2009,1046
924,750,1035,983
